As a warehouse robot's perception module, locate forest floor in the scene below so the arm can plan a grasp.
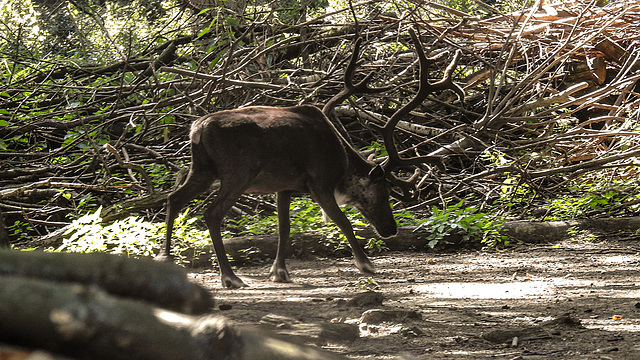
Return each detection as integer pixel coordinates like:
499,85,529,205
189,237,640,359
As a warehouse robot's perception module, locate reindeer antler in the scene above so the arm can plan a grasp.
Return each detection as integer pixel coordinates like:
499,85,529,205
323,30,464,202
322,38,392,121
373,29,464,201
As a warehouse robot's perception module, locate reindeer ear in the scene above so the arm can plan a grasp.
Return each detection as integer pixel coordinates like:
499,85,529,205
369,164,385,180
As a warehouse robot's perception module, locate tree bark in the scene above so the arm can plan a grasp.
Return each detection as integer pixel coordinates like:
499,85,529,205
0,276,220,360
0,250,213,314
0,276,348,360
0,251,351,360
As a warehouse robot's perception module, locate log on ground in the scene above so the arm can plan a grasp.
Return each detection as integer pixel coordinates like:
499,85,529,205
0,250,213,314
0,276,349,360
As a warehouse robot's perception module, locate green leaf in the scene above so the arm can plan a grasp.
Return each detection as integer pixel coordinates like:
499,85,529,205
225,17,240,26
198,19,216,38
198,27,211,38
197,8,211,16
0,120,9,126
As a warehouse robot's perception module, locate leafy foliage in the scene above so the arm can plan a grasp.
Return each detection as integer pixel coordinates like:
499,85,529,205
53,197,389,260
414,199,508,249
54,207,210,264
358,277,380,290
56,207,160,256
225,197,384,255
544,176,640,220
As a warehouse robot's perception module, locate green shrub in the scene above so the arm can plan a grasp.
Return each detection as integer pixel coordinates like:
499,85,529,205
53,207,210,264
414,199,508,249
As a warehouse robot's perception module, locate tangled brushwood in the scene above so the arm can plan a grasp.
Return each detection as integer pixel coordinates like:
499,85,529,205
1,0,640,245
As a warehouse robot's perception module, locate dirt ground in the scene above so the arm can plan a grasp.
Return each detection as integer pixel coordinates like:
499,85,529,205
189,238,640,359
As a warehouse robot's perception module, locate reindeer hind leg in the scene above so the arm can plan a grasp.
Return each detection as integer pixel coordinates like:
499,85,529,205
269,191,293,283
161,162,216,261
203,181,250,289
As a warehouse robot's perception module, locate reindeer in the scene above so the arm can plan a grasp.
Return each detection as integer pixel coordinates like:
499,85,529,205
160,29,463,288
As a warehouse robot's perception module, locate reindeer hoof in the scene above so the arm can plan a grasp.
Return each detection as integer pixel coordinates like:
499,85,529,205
355,259,376,276
221,275,248,289
268,265,291,283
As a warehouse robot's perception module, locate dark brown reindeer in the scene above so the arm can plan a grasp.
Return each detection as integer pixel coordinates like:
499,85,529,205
160,29,463,288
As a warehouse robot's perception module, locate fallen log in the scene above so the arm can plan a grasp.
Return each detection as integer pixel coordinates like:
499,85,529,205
0,276,349,360
0,251,351,360
502,216,640,244
0,250,213,314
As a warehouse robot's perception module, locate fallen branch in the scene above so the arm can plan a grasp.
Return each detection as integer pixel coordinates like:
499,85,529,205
159,66,285,91
104,144,155,194
0,179,131,200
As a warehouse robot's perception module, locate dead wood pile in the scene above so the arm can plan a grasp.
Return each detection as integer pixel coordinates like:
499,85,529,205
1,0,640,245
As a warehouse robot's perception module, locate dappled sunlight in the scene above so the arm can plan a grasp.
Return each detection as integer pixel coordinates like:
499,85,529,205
154,308,193,327
583,319,640,332
189,247,640,359
414,281,554,299
465,252,639,270
414,277,640,300
592,255,639,265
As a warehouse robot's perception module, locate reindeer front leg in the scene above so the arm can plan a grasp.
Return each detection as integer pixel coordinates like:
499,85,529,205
161,153,215,262
311,189,375,276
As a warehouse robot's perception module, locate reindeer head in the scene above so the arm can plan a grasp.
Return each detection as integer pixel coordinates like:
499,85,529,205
334,162,398,238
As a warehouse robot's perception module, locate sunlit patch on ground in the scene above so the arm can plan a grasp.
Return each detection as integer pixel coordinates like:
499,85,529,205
414,277,640,300
414,281,554,299
591,254,638,265
582,319,640,332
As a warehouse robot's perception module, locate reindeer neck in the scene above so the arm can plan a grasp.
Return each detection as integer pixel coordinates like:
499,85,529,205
342,139,372,176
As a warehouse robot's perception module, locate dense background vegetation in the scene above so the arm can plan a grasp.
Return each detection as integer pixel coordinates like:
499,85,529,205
1,0,639,258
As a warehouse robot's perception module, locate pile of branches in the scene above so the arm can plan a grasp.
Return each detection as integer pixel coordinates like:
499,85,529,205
1,0,640,244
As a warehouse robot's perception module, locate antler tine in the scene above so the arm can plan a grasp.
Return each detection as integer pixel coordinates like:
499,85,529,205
388,168,421,202
322,37,393,119
373,29,464,174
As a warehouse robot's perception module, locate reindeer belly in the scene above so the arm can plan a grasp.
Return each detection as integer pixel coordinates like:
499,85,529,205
244,168,309,194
